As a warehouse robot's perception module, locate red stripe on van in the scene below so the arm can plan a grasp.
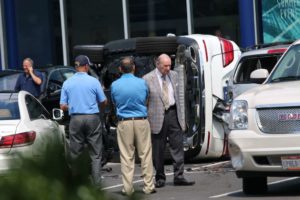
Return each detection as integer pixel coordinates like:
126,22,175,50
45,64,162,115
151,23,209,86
222,133,229,156
205,131,211,155
202,40,208,62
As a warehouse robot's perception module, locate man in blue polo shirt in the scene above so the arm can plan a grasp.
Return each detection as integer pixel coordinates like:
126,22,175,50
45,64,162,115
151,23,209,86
111,56,156,195
60,55,107,187
15,58,43,97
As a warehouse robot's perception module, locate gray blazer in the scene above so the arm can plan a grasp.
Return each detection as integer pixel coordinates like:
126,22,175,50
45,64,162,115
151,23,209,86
143,69,186,134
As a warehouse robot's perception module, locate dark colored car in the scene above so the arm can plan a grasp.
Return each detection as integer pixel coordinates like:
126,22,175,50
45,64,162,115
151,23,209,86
0,65,76,115
38,66,77,115
0,66,114,166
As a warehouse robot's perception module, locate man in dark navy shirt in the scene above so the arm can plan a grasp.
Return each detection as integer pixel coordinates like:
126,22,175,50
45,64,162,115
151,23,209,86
15,58,43,97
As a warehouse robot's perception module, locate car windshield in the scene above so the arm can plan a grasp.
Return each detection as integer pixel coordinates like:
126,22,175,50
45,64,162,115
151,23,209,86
0,73,20,91
0,93,20,120
269,45,300,83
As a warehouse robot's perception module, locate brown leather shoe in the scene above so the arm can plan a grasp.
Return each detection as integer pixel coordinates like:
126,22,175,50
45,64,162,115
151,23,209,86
143,188,157,194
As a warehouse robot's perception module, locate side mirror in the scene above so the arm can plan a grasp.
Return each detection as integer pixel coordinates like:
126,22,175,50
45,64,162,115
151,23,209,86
250,69,269,84
52,108,64,121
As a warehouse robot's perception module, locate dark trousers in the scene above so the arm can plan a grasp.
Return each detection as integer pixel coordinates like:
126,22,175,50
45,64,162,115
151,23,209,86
151,107,184,181
69,114,102,186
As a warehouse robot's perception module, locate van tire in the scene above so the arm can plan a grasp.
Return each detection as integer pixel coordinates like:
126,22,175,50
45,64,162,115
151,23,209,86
243,177,267,195
73,45,104,63
136,37,178,54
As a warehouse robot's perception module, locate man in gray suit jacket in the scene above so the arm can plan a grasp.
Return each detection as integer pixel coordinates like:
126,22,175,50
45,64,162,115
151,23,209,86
143,54,195,188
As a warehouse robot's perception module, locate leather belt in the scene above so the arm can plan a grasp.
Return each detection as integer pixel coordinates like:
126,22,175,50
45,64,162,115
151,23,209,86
71,113,99,116
119,117,147,121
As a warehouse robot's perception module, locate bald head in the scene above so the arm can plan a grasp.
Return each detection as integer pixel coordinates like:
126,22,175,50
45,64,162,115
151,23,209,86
120,56,135,73
156,54,171,76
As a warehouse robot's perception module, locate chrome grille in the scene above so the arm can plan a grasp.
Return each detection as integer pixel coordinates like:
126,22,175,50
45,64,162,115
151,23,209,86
257,107,300,133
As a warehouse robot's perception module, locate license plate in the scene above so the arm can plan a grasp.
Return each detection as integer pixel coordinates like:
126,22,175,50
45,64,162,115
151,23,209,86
281,156,300,170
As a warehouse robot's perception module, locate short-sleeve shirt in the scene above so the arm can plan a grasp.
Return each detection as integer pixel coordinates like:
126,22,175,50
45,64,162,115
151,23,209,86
14,70,43,97
111,73,148,119
60,72,106,115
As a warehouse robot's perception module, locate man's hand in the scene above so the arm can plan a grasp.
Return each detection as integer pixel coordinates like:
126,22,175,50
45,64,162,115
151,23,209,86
28,65,34,75
60,104,68,111
29,68,42,85
100,99,107,112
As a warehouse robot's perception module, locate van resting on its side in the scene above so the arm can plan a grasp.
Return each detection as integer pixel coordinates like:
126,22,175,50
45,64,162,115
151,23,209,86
74,34,241,160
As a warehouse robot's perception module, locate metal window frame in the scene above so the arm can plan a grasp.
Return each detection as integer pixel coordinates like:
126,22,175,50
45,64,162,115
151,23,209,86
0,0,7,69
186,0,193,35
122,0,129,39
59,0,69,66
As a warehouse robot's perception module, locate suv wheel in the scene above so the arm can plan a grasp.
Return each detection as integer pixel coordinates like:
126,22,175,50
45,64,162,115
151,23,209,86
242,177,267,195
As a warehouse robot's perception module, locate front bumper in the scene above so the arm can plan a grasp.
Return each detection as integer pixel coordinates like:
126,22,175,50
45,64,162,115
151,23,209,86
228,130,300,177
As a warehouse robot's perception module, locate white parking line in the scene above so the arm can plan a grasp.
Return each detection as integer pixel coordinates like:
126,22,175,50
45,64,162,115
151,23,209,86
102,161,229,191
209,177,299,198
102,172,174,190
187,161,230,171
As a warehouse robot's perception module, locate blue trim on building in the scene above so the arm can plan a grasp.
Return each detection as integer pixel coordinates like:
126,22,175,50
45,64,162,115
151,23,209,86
4,0,18,69
239,0,256,49
0,48,1,70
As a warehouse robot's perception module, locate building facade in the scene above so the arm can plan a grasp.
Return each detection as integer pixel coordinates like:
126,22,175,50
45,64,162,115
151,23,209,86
0,0,297,69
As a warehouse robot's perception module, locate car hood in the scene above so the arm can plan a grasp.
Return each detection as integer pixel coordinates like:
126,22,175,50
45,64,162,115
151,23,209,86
0,120,20,154
235,80,300,109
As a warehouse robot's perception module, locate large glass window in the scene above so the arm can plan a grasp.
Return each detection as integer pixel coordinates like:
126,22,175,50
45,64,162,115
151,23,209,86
13,0,63,67
128,0,188,37
260,0,300,43
66,0,124,61
192,0,239,44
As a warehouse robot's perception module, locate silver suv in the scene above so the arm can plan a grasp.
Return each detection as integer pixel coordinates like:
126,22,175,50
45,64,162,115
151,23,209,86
228,40,300,195
226,42,291,103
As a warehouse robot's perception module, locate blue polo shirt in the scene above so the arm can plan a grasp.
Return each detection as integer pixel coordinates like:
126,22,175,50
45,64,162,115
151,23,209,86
14,70,43,97
111,73,148,119
60,72,106,115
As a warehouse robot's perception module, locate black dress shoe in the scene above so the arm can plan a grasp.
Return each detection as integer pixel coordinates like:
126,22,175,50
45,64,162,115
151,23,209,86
174,178,195,186
155,180,165,188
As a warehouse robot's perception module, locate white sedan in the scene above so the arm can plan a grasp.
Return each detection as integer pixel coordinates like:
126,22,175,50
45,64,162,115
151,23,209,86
0,91,65,173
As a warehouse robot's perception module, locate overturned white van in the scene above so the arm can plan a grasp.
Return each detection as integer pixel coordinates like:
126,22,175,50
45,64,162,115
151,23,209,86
74,34,241,159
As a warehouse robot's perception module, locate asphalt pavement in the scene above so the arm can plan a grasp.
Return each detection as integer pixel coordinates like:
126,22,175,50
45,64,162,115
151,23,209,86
101,157,300,200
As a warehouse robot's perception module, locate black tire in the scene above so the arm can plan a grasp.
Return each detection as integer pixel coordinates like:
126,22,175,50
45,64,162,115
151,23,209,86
73,45,104,64
243,177,268,195
136,37,178,54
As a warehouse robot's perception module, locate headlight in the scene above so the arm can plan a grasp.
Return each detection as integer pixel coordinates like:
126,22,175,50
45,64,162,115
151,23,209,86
230,100,248,129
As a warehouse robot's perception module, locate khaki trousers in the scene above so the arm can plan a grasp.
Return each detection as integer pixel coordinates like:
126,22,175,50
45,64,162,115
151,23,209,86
117,119,155,195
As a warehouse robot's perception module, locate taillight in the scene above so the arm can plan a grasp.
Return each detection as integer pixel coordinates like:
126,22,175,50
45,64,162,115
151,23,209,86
0,131,36,148
267,48,287,54
220,38,234,67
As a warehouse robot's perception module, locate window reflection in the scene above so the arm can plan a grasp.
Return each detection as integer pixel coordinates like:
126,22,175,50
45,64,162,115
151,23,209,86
13,0,63,66
128,0,187,37
192,0,239,44
66,0,124,61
